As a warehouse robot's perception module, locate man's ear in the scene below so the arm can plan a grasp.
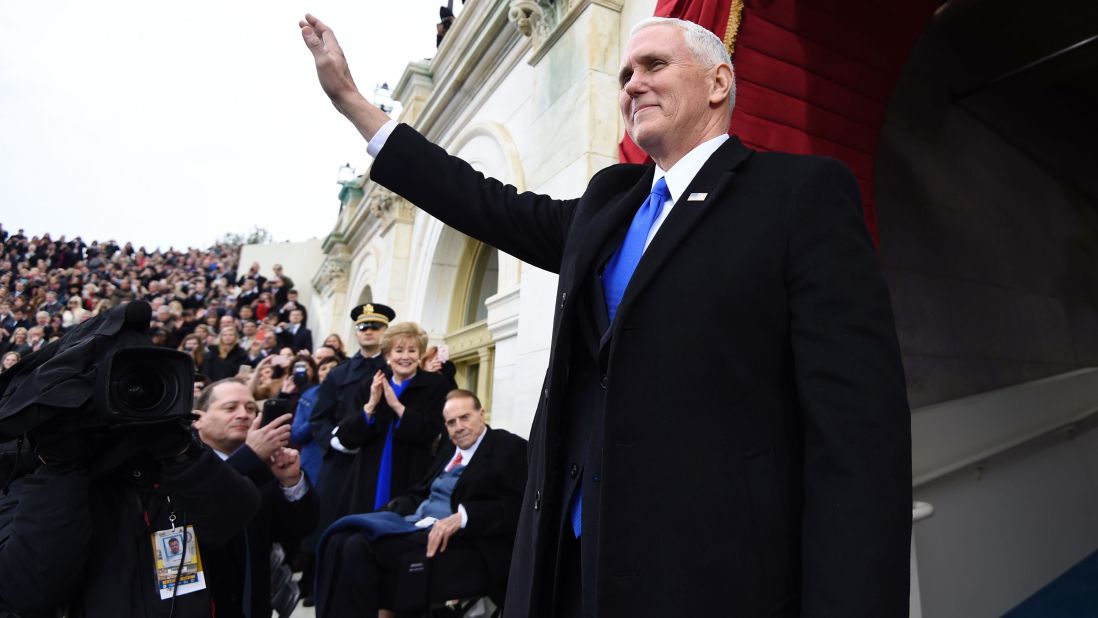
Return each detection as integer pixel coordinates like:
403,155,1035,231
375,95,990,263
191,409,204,428
710,63,734,108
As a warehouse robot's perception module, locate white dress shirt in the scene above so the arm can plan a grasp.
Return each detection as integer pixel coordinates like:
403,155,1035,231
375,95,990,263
448,427,488,528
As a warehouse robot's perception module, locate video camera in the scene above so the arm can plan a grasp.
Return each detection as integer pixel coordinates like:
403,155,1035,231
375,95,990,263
0,301,196,474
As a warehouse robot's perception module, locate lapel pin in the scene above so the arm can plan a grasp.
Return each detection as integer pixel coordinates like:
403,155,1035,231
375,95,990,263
687,192,708,202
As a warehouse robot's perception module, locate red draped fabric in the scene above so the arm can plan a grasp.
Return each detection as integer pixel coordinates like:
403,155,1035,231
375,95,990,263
618,0,940,244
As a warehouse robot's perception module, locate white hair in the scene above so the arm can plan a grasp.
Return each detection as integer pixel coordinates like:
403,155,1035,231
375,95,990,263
630,17,736,112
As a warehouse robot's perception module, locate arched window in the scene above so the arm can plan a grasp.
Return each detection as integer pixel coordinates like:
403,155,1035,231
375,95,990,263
444,241,498,410
463,246,498,325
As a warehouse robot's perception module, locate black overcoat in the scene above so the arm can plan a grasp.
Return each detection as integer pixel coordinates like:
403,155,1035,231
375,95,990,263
308,352,385,538
334,369,448,516
371,124,912,617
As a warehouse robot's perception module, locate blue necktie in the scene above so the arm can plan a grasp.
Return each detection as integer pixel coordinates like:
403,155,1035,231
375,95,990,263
571,177,670,538
601,177,671,322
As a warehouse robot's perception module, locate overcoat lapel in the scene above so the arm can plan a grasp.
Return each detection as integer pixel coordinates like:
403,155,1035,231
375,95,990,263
603,138,753,349
567,168,655,349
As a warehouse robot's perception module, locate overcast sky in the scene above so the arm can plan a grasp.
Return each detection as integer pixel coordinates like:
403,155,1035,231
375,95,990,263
0,1,452,250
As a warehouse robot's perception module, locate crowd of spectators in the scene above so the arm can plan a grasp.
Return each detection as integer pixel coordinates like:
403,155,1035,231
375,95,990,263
0,225,329,394
1,223,523,615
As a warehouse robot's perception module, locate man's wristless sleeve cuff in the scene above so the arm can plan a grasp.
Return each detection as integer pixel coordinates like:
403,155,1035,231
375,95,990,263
367,119,399,158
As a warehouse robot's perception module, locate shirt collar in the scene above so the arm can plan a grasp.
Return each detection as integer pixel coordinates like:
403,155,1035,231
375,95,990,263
654,134,730,202
454,427,488,466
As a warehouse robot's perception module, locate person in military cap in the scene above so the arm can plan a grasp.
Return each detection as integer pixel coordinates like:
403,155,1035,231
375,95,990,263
304,302,396,599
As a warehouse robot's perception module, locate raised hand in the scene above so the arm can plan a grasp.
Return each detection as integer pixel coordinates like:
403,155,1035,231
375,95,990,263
244,412,292,461
298,14,391,141
299,15,362,109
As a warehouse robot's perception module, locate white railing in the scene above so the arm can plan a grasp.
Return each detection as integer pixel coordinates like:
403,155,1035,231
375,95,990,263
911,367,1098,486
910,501,935,618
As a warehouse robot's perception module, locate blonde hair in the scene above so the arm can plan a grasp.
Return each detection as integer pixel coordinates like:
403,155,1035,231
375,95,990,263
380,321,428,357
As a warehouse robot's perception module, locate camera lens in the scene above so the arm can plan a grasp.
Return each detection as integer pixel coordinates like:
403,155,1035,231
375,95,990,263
113,367,169,412
96,345,195,422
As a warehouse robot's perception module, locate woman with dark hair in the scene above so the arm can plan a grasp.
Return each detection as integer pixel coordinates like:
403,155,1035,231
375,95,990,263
178,333,206,372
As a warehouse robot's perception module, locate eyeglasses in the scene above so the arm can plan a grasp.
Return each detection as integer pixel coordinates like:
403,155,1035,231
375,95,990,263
356,323,386,332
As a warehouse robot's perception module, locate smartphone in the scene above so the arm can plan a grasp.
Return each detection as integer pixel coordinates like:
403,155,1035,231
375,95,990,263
261,398,295,427
237,364,253,377
437,344,450,363
292,361,309,389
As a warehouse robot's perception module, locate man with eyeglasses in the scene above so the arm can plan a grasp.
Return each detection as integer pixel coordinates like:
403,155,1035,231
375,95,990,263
309,303,396,552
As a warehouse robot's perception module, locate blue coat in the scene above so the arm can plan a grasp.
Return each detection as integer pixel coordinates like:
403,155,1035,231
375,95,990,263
291,384,323,486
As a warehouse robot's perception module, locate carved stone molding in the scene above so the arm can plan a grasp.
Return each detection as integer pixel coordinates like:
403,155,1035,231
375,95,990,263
507,0,547,37
312,253,350,295
509,0,623,65
367,187,416,234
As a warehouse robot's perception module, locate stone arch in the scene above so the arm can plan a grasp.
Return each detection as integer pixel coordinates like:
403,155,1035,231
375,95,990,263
412,121,524,333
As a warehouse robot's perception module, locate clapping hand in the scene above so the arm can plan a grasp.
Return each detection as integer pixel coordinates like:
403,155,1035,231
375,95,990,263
363,370,385,416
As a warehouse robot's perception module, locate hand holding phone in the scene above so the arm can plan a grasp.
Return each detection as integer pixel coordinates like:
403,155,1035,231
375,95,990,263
261,398,295,427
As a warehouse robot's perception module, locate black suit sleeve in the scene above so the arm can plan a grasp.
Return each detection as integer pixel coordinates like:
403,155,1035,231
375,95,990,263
785,159,911,617
372,124,575,274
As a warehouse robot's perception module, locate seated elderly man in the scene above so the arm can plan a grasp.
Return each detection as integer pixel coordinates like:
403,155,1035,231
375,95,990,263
316,389,527,617
193,378,319,618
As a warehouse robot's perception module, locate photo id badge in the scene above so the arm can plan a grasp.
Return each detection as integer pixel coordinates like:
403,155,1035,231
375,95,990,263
150,525,206,600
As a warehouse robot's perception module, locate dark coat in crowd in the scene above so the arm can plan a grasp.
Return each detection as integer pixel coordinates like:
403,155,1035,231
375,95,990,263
0,449,260,618
334,369,448,517
203,446,318,618
202,345,251,381
309,352,386,540
277,324,312,353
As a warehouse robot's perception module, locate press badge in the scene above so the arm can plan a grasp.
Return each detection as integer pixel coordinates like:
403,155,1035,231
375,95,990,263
150,526,207,600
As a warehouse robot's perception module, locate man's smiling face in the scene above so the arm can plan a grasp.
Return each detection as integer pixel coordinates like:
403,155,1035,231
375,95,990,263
618,24,720,164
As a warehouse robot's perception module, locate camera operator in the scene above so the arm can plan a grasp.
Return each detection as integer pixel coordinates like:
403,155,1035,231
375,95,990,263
0,301,262,617
0,413,261,617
